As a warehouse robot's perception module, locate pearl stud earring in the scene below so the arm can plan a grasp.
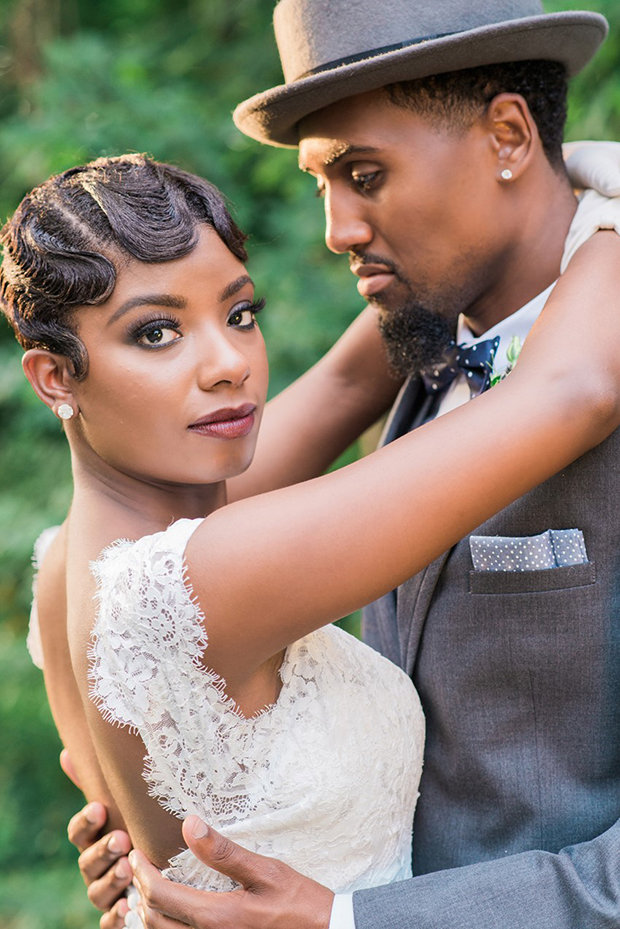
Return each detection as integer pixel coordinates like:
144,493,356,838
57,403,75,421
501,169,514,181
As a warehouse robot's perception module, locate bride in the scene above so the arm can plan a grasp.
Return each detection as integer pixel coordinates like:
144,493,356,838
4,154,620,927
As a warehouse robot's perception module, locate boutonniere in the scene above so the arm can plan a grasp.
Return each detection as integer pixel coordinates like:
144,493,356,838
489,335,523,388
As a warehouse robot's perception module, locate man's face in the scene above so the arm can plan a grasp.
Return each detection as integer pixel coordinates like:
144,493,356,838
299,89,516,373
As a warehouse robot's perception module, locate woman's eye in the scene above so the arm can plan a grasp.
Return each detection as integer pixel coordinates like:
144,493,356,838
136,325,181,347
229,308,255,328
229,298,266,329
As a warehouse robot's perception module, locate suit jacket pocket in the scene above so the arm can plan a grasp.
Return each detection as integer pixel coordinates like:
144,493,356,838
469,561,596,594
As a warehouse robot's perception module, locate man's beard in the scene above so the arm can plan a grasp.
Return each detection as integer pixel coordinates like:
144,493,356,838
377,299,456,378
350,249,486,378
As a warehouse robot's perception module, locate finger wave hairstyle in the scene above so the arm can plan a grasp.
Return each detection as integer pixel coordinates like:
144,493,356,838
0,153,248,379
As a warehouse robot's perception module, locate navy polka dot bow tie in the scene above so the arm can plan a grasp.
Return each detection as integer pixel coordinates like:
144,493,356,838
420,336,501,399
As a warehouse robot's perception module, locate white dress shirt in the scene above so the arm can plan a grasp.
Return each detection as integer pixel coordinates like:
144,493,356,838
327,281,555,929
435,281,556,418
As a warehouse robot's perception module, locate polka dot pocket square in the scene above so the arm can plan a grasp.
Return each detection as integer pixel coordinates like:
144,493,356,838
470,529,588,573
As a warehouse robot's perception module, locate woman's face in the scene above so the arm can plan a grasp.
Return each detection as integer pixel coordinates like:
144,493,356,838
70,226,269,486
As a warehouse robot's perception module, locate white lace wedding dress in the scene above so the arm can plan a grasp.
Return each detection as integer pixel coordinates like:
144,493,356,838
29,519,425,894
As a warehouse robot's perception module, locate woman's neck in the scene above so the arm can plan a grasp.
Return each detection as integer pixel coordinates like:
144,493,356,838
68,444,227,544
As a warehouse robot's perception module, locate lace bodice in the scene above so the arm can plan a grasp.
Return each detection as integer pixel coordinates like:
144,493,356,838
30,520,425,894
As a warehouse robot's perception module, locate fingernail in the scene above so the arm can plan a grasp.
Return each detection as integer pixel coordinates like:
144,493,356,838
108,834,122,854
191,817,209,839
128,851,138,870
85,803,101,825
115,860,131,880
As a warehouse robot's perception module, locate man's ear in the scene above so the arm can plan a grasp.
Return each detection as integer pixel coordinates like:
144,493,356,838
22,349,79,419
484,93,537,184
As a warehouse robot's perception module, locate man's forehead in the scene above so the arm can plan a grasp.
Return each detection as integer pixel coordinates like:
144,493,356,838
297,87,393,170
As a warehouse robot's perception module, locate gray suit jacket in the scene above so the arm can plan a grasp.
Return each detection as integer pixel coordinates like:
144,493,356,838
354,377,620,928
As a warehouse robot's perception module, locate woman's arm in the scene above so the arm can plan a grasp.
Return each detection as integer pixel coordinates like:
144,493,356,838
226,305,402,501
189,232,620,686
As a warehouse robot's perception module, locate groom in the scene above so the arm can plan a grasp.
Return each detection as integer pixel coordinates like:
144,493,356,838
68,2,620,928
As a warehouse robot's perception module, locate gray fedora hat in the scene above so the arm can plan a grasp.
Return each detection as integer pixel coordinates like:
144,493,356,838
233,0,608,148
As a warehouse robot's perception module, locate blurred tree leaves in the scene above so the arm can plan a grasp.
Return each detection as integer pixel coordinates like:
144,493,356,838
546,0,620,137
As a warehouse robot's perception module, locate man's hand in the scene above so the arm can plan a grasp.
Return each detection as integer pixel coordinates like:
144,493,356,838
130,815,334,929
62,751,133,929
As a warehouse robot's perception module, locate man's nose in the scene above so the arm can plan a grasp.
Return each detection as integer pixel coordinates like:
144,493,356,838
324,190,373,254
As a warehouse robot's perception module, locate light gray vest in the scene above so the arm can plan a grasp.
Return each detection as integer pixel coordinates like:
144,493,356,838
363,377,620,876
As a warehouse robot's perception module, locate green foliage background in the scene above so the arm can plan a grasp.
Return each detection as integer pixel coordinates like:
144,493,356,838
0,1,618,925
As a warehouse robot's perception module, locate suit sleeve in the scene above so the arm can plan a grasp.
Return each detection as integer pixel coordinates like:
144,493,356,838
352,817,620,928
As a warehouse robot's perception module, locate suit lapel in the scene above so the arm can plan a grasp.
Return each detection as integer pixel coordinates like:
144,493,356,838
377,378,426,630
374,376,447,670
380,376,427,445
398,551,452,677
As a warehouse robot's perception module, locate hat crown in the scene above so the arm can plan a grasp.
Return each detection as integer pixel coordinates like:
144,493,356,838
274,0,545,82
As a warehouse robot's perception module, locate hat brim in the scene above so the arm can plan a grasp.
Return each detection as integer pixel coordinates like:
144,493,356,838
233,12,608,147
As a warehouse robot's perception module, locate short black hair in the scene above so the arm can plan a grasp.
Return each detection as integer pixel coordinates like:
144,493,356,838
386,60,568,171
0,154,248,379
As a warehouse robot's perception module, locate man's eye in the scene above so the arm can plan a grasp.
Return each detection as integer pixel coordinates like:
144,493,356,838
136,326,181,347
352,171,380,191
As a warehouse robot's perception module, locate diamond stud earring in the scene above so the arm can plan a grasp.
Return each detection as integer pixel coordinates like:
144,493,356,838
57,403,75,421
501,169,514,181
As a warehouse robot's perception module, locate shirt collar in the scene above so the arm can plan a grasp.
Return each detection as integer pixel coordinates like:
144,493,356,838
457,281,557,374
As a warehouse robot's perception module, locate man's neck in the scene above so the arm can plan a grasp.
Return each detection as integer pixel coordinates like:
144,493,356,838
463,174,577,337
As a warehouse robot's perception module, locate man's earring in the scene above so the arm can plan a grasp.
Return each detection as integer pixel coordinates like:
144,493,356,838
500,169,514,181
57,403,76,421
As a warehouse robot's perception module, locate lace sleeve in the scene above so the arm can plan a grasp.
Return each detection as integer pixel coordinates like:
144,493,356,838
28,526,62,670
87,517,225,816
87,519,206,731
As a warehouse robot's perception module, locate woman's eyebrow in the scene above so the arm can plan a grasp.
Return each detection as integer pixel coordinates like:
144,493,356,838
107,275,254,325
219,274,254,303
107,294,186,326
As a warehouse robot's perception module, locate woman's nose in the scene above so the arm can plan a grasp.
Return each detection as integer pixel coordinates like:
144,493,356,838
197,332,250,390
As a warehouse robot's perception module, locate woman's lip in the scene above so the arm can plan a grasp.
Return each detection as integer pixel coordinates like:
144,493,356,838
356,272,395,297
189,411,256,439
188,403,257,439
190,403,256,427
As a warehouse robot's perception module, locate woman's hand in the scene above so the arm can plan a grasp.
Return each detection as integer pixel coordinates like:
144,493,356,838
564,140,620,196
130,816,334,929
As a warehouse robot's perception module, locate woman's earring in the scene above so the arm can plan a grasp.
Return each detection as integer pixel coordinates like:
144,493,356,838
57,403,75,421
501,169,514,181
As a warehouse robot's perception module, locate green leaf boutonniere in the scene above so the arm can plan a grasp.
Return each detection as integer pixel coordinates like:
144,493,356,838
489,335,523,388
